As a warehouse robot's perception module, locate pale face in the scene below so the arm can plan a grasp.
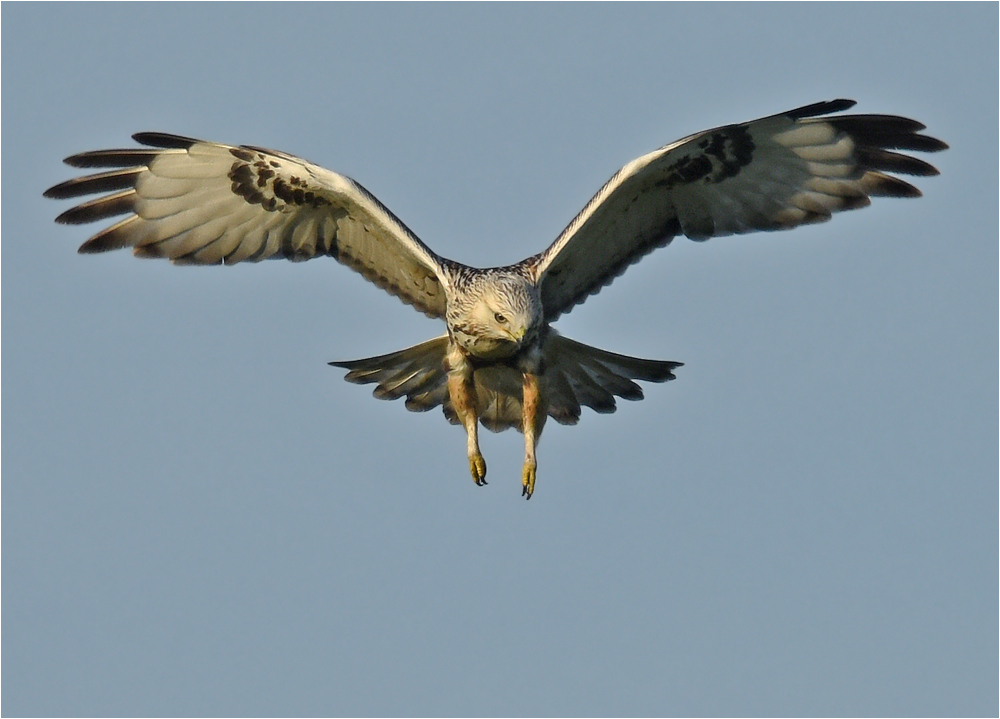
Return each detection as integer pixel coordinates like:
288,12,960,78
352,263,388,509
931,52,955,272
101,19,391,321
449,274,543,360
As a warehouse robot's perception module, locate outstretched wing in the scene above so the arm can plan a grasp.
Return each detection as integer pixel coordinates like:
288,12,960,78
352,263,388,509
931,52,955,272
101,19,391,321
45,133,451,318
532,99,947,321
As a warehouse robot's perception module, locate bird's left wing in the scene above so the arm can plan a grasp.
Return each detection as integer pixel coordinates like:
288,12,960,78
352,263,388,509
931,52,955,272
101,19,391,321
45,133,451,318
531,100,947,321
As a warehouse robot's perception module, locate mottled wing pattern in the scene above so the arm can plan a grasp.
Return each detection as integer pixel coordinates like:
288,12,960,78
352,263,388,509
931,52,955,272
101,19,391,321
44,133,451,318
532,99,947,321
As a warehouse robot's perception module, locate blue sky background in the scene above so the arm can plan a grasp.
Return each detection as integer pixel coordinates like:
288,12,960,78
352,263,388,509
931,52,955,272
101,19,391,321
3,3,997,716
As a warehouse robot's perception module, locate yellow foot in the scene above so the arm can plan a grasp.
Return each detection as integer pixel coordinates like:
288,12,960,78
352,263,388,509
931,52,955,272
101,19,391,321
469,454,487,486
521,462,536,499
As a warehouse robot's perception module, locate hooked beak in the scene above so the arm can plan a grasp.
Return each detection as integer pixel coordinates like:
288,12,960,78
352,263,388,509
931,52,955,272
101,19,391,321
509,322,537,347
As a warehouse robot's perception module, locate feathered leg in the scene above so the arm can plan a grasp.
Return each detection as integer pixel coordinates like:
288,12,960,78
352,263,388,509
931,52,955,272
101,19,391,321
521,371,544,499
446,346,487,487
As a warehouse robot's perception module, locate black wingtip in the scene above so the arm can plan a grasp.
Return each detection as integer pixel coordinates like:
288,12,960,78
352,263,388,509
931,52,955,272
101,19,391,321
787,99,857,120
77,237,130,254
77,240,108,254
924,137,949,152
131,132,199,149
61,148,163,169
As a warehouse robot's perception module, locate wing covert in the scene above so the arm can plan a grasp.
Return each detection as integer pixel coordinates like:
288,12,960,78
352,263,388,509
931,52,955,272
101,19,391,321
45,133,451,318
532,99,946,321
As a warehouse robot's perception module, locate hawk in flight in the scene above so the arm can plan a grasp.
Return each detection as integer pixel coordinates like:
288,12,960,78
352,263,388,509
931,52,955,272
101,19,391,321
45,100,945,498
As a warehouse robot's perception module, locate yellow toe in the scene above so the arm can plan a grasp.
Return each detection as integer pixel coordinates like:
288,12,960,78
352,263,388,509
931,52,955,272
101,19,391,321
521,462,536,499
469,454,487,486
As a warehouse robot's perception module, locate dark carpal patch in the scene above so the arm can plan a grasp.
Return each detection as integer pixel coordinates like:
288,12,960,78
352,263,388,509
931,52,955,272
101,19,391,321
660,124,755,187
227,150,332,212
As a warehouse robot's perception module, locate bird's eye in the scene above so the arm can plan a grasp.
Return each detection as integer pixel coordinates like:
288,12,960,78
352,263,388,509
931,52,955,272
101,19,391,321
494,312,507,324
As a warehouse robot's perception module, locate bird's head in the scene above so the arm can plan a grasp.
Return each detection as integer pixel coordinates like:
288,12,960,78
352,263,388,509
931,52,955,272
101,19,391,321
449,273,543,360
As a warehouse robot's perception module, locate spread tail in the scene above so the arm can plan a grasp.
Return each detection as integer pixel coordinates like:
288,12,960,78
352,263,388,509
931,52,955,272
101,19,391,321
330,331,681,433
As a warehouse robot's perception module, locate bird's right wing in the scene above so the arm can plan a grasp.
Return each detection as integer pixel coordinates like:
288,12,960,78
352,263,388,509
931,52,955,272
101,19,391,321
45,133,451,318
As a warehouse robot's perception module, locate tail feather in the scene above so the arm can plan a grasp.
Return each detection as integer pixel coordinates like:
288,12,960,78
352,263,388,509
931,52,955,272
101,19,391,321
330,336,450,411
330,331,682,432
542,334,681,424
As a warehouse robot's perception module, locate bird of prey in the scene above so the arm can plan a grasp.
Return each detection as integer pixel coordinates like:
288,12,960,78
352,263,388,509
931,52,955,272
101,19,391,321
45,99,945,498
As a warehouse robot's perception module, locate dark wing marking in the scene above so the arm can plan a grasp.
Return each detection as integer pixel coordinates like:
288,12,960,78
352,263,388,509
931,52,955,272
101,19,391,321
45,133,452,318
531,99,947,321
